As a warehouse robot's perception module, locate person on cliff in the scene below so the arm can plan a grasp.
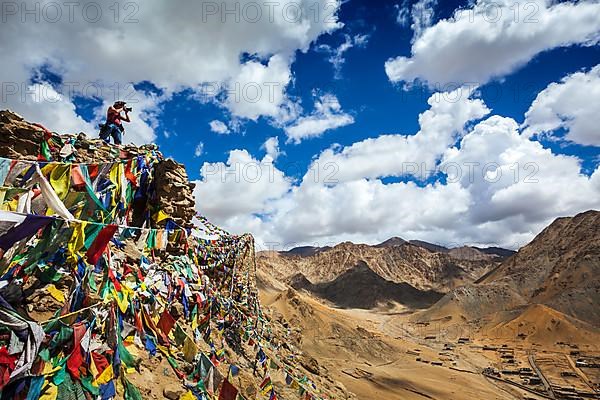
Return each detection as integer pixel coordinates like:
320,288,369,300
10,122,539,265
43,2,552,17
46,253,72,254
100,101,131,145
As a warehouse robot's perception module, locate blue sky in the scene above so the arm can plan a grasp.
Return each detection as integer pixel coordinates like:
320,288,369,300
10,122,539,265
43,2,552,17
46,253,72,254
144,0,600,182
2,0,600,249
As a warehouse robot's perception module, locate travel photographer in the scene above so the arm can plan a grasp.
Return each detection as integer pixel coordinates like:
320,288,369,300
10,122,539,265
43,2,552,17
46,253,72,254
99,101,131,145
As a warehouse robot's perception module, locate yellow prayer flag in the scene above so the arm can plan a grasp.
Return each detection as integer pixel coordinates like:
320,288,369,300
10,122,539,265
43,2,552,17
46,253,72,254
179,391,196,400
49,164,71,200
46,284,65,303
90,355,99,381
67,221,87,259
182,336,197,363
42,362,61,376
39,383,58,400
112,289,129,313
95,364,114,386
154,209,170,223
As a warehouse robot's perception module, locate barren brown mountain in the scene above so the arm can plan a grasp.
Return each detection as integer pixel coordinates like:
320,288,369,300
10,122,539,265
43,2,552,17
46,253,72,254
257,239,508,309
420,210,600,327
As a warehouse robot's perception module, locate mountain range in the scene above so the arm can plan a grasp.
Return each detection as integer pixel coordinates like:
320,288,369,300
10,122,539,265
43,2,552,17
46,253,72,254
258,236,514,309
260,210,600,332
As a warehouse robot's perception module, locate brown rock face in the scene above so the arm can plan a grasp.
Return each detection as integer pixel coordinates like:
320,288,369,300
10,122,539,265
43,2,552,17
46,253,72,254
257,239,504,311
259,240,498,293
0,110,45,159
153,159,196,228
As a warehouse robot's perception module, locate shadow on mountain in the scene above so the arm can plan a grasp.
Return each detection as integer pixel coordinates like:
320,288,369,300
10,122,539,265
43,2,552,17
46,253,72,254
289,261,444,309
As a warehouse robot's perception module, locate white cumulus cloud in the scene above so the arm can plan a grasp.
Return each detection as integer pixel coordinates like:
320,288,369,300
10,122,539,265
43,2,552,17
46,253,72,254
385,0,600,87
0,0,343,138
194,81,600,250
284,94,354,143
209,120,230,135
308,86,489,183
262,137,283,161
523,64,600,146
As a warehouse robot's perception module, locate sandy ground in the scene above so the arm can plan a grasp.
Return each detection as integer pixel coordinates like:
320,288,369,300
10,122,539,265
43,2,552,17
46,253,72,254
259,287,600,400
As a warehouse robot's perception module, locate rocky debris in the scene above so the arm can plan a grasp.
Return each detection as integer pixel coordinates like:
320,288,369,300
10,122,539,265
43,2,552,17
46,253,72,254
300,354,321,375
162,384,186,400
169,302,185,320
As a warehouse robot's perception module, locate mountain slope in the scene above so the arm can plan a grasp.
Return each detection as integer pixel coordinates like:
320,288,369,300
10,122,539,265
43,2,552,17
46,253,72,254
481,210,600,325
483,304,600,346
290,261,444,309
422,210,600,327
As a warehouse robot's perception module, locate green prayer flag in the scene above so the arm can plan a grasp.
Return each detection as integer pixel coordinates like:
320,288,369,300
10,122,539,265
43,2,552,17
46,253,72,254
173,323,186,347
80,374,100,396
123,376,143,400
40,140,52,161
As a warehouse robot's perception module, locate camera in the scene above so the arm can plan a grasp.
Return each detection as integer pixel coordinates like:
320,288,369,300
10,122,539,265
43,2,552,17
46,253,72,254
124,106,132,112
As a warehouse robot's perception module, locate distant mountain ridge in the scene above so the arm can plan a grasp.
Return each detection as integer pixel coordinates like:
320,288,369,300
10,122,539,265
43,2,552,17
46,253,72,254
282,238,515,261
258,236,511,308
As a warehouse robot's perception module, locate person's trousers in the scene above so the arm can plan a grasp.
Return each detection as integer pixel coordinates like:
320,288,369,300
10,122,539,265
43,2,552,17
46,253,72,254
101,124,122,144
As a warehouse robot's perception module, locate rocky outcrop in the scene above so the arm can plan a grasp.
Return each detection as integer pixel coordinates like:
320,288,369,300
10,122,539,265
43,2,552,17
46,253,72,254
153,159,196,228
0,110,195,228
0,110,158,162
0,110,45,159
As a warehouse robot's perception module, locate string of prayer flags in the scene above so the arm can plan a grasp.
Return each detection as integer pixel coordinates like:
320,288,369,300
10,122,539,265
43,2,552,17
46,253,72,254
259,374,274,396
0,150,331,400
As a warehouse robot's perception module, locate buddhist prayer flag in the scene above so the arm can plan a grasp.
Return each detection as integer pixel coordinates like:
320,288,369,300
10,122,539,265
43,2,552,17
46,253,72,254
157,309,176,336
86,224,118,265
259,375,273,395
218,378,238,400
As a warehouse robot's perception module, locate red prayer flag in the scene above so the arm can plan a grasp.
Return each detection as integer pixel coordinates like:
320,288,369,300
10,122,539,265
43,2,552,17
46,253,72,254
157,309,176,336
124,159,138,185
0,347,18,390
86,225,118,265
91,351,109,377
88,164,99,180
218,379,238,400
71,165,86,189
67,323,87,380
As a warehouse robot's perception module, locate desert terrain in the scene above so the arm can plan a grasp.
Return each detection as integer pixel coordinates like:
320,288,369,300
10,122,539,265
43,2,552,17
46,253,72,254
257,211,600,399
